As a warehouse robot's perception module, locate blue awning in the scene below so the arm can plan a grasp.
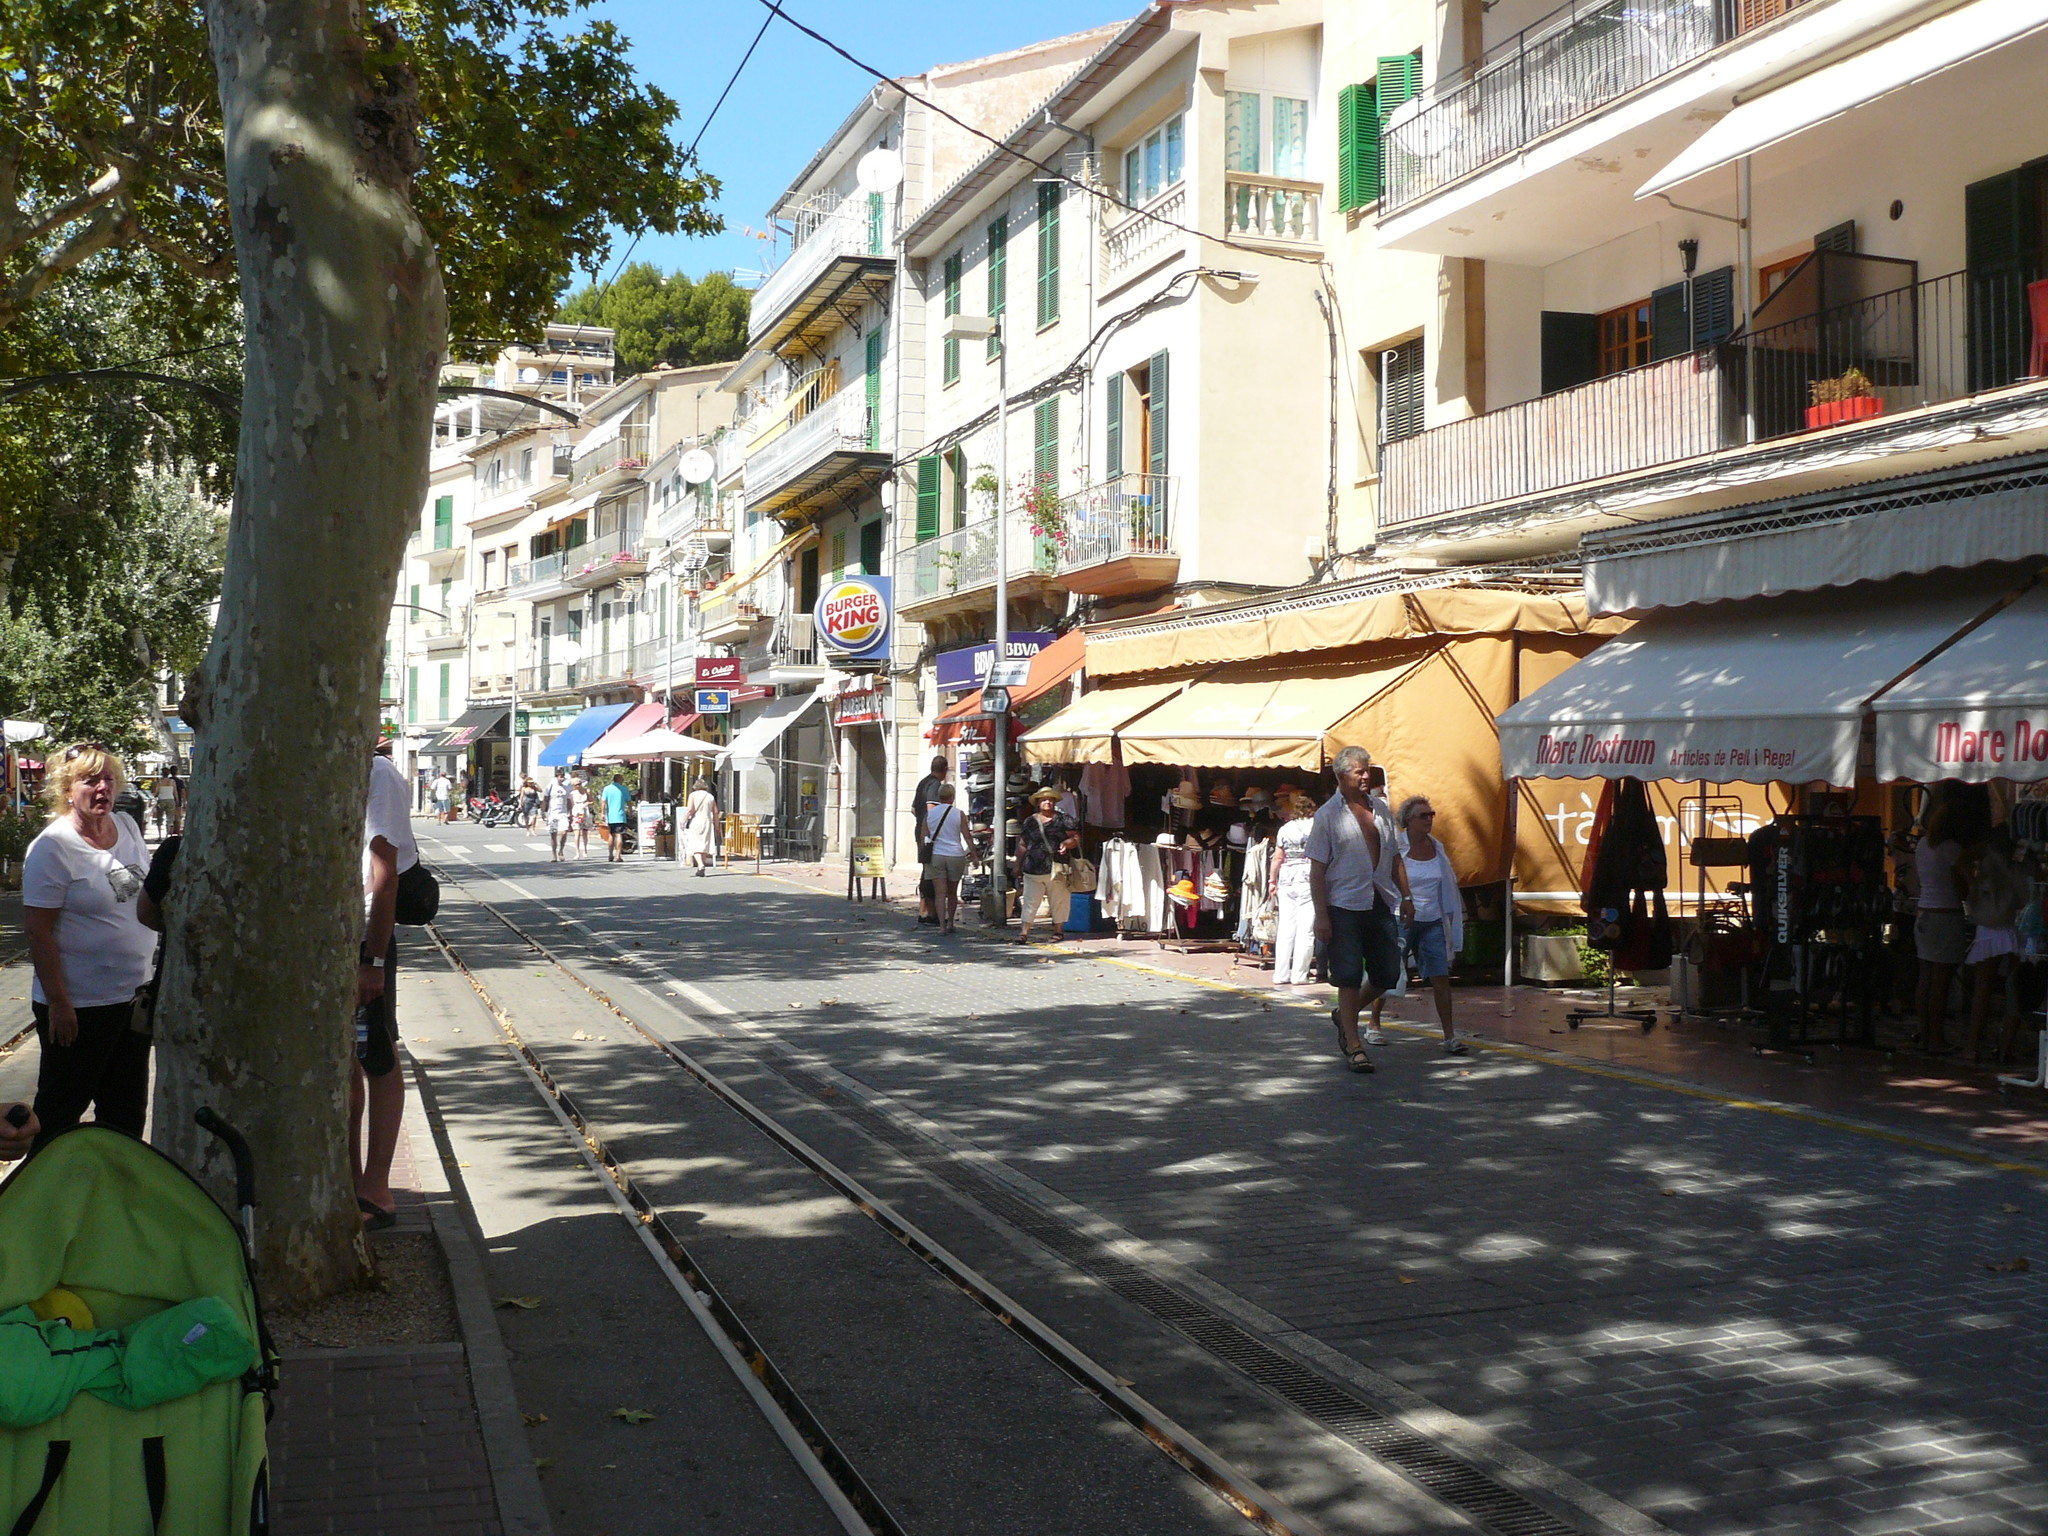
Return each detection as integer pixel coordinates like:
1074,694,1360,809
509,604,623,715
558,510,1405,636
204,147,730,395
536,702,633,767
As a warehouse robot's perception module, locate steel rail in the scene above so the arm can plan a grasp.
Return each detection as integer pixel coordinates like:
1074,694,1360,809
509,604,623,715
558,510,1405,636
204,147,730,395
428,874,1319,1536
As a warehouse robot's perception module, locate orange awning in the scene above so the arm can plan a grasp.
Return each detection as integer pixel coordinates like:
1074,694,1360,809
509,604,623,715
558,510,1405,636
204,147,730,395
928,631,1085,744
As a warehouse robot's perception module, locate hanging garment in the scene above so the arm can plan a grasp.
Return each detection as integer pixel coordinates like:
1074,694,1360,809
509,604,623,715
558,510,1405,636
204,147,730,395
1080,762,1130,828
1273,819,1315,982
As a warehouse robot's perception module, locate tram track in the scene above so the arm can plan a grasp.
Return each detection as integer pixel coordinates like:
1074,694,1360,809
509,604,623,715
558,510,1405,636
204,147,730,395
425,857,1663,1536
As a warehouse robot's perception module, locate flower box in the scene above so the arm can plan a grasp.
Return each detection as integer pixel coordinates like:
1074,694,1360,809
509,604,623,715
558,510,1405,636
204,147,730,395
1803,395,1884,430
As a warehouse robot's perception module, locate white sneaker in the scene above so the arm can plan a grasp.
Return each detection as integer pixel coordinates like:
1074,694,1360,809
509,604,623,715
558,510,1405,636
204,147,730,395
1363,1028,1388,1046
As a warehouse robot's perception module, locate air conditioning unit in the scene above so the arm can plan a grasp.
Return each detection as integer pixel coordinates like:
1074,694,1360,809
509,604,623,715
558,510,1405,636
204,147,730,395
782,615,815,654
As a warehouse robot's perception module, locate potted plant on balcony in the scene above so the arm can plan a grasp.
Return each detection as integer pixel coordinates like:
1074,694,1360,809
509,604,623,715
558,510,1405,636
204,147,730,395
1020,474,1069,551
1805,367,1883,429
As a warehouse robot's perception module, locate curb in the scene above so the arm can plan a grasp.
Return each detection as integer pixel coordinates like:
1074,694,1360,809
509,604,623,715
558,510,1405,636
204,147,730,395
403,1047,554,1536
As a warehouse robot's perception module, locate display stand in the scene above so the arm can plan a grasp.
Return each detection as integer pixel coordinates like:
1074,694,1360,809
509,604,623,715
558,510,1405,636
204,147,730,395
846,835,887,904
1565,972,1660,1033
1746,814,1887,1062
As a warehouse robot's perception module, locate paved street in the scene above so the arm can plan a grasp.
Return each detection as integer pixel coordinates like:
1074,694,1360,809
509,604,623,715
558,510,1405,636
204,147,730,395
414,823,2048,1536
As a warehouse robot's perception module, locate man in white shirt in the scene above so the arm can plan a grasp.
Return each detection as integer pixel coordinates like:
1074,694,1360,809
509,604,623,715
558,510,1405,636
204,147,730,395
429,770,453,824
355,739,419,1227
543,771,574,862
1306,745,1410,1073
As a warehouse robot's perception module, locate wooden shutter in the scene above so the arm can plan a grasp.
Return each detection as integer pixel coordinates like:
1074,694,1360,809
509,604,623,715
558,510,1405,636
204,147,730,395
914,455,941,542
1689,266,1736,347
799,547,819,613
1036,184,1061,328
942,253,962,384
830,529,846,579
1540,312,1601,394
437,663,450,720
1649,283,1691,361
407,667,418,723
1813,219,1856,254
1336,82,1379,211
1033,397,1058,486
1379,337,1425,445
1966,168,2036,390
860,519,884,577
1147,350,1169,478
867,192,884,256
987,215,1007,358
1105,373,1123,477
865,329,883,448
1376,53,1420,119
433,494,453,549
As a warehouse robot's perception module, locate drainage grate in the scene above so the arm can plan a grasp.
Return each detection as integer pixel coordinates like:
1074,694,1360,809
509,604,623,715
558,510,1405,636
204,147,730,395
770,1058,1587,1536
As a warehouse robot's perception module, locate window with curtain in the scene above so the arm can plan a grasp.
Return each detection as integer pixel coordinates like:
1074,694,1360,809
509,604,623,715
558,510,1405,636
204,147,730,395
1225,93,1260,174
1121,114,1185,207
1272,97,1308,178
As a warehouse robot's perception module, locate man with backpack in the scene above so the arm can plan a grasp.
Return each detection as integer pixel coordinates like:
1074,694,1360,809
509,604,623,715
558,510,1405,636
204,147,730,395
354,738,418,1229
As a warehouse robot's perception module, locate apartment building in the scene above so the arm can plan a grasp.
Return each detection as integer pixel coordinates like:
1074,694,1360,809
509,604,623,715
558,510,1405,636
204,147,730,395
719,27,1117,863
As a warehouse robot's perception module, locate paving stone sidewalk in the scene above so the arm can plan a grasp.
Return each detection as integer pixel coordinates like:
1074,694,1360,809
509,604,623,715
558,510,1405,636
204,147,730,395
440,833,2048,1536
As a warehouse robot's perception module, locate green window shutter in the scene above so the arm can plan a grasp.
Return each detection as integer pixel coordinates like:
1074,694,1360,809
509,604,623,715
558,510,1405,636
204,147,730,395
407,667,418,723
1376,53,1420,119
437,663,450,720
859,518,884,576
915,455,941,541
1033,397,1059,486
1540,312,1600,395
1966,169,2037,390
865,329,883,448
433,494,454,550
1146,351,1170,478
1689,266,1736,347
867,191,884,255
409,584,421,618
942,253,962,384
1336,82,1380,212
1105,373,1123,477
830,529,846,577
1036,184,1061,328
946,448,968,528
986,215,1007,359
1649,283,1690,362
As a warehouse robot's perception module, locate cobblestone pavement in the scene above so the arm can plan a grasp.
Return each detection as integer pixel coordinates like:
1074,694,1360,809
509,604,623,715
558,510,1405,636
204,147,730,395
431,829,2048,1536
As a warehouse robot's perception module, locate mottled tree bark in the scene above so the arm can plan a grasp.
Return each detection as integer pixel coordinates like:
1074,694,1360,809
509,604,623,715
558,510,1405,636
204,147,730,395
154,0,445,1303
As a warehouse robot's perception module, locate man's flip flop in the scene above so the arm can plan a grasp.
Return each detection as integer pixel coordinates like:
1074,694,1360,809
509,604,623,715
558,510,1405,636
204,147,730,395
357,1197,396,1231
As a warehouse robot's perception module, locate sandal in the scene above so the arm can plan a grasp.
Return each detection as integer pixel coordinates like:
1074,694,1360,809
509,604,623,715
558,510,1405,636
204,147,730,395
1345,1048,1376,1074
357,1196,396,1231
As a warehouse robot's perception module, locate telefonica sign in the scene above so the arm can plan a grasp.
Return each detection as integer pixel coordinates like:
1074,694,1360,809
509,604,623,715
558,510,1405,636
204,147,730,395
814,575,891,662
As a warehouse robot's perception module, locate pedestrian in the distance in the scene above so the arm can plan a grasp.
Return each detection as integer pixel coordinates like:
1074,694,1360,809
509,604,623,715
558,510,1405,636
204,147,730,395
1307,745,1410,1074
1393,795,1466,1055
153,773,178,836
923,782,970,934
1272,790,1318,985
544,772,574,862
518,775,540,831
912,754,948,927
1015,786,1079,945
601,773,632,862
571,775,593,859
681,777,720,876
1913,798,1978,1054
19,744,158,1152
430,768,453,824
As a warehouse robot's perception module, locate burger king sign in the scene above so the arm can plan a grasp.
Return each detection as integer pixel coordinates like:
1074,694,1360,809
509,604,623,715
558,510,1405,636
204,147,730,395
813,574,892,661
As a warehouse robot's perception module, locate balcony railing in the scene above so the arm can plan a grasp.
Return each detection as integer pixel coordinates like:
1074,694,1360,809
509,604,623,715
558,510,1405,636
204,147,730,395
699,591,764,636
419,603,469,644
1381,348,1730,527
507,550,570,595
1102,185,1186,287
900,514,1060,608
747,389,879,503
570,423,651,488
521,663,582,693
1382,0,1725,213
564,526,646,584
1056,474,1177,575
1735,263,2046,441
751,198,889,342
1224,175,1320,245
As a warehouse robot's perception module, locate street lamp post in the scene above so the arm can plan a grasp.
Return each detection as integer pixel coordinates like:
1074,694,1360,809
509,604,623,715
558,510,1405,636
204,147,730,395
941,310,1009,925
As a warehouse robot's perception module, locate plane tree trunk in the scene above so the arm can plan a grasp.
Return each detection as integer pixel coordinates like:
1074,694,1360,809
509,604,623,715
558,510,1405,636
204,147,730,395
153,0,446,1304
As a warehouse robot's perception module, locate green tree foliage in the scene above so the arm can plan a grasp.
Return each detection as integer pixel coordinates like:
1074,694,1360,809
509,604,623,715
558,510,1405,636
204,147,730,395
557,262,751,375
0,0,721,348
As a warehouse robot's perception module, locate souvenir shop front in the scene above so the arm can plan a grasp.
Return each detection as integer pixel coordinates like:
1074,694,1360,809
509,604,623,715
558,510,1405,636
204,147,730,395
927,632,1086,873
1502,548,2048,1053
1018,582,1631,962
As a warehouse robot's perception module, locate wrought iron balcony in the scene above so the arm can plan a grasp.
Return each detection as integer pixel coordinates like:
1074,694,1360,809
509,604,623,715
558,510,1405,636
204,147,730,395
1053,474,1179,597
745,389,888,520
569,423,651,489
749,197,895,352
898,514,1060,623
507,550,576,599
563,527,648,588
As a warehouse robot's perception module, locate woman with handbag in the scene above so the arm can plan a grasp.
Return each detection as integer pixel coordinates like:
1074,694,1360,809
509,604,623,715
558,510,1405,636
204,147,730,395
1394,795,1467,1055
1016,787,1080,945
923,782,971,935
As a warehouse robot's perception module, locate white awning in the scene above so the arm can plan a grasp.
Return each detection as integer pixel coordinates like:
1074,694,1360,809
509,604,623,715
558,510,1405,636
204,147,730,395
720,683,830,773
1499,575,2006,785
1873,582,2048,782
1638,0,2048,198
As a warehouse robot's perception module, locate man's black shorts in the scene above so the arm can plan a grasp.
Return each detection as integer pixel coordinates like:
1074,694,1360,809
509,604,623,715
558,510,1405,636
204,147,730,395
357,934,399,1078
1325,904,1402,994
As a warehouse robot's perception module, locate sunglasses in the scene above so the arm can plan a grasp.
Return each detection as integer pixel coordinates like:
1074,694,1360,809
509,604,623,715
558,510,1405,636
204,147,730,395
64,743,111,762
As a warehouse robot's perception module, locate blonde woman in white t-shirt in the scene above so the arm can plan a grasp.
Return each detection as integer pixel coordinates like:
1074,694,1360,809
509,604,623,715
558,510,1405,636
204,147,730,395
1393,794,1467,1055
20,744,158,1152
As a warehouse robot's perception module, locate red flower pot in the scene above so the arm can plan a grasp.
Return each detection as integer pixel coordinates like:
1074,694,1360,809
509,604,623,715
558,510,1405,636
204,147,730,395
1804,396,1885,429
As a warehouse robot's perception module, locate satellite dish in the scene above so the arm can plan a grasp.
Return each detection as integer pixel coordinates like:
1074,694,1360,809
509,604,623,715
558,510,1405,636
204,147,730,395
855,147,904,194
553,640,584,664
678,448,716,484
518,366,540,383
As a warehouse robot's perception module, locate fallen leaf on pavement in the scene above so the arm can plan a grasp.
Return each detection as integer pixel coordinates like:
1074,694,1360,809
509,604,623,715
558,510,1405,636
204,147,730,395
1983,1257,2031,1273
571,1030,593,1041
534,1458,556,1470
522,1412,549,1426
2002,1203,2021,1213
610,1408,656,1424
1397,1275,1417,1285
1113,1376,1136,1387
1660,1189,1679,1197
495,1295,544,1310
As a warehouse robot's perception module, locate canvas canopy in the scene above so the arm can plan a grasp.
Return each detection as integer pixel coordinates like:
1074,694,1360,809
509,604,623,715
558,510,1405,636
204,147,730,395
1017,677,1199,766
1873,581,2048,783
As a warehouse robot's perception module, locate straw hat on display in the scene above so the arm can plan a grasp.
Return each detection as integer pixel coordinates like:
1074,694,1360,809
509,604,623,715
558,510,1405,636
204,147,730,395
1167,876,1199,905
1207,779,1237,807
1170,777,1202,810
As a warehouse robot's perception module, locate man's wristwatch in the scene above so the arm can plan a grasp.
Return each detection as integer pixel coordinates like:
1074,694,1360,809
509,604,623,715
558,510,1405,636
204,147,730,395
362,954,386,969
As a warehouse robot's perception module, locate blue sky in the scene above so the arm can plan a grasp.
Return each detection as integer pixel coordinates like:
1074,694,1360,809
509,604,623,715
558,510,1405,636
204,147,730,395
579,0,1134,287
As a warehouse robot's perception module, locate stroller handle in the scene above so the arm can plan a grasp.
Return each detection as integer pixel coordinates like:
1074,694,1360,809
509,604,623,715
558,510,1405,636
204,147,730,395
195,1107,257,1213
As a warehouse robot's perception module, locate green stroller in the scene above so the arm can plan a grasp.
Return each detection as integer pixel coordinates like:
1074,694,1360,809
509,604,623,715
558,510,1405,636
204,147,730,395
0,1111,277,1534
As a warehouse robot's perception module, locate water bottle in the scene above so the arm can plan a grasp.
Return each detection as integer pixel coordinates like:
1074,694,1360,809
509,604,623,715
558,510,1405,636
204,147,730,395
354,1005,371,1060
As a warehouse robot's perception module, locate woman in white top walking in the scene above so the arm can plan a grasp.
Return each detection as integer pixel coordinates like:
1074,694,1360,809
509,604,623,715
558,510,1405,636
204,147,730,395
20,744,160,1151
570,776,593,859
681,778,720,876
922,783,971,935
1393,795,1466,1054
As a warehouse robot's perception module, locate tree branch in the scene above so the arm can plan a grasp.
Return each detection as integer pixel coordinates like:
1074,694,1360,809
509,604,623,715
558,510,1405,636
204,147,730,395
0,197,133,327
0,164,126,260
